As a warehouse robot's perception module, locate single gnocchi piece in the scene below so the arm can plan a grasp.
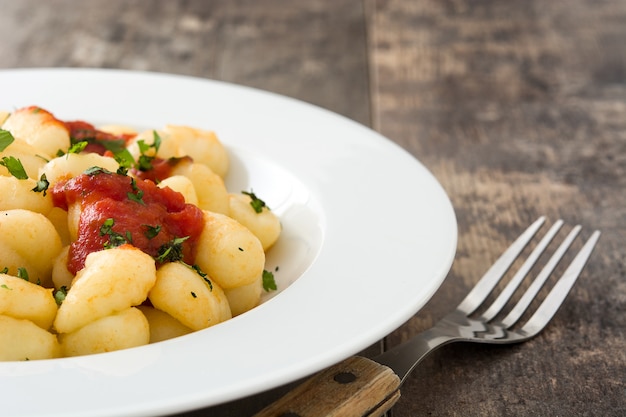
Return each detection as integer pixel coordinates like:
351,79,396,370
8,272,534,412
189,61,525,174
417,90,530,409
224,275,263,317
170,161,229,214
0,175,53,215
0,315,61,361
137,305,192,343
59,307,149,357
228,193,282,251
54,246,157,334
195,211,265,290
0,209,63,286
0,274,58,330
149,262,231,331
162,125,229,177
40,153,120,185
1,106,70,159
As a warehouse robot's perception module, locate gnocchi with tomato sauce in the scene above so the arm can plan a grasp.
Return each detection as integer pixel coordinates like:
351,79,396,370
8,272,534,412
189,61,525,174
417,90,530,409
0,106,282,360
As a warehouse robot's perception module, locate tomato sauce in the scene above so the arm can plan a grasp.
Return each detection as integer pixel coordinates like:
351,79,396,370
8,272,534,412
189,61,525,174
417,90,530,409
131,156,192,183
51,170,204,274
65,120,134,155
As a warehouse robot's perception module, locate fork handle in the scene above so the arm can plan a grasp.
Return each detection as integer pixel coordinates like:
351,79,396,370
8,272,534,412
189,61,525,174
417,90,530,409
253,356,401,417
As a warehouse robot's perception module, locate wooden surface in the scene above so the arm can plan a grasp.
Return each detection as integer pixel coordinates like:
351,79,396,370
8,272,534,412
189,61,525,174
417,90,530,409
1,0,624,415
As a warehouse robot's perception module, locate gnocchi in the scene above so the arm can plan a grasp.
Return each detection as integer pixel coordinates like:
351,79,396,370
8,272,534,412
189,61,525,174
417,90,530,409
59,307,150,357
0,106,282,360
0,315,60,361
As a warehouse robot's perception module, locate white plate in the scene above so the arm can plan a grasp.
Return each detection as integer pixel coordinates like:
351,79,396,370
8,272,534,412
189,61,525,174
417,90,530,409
0,68,457,417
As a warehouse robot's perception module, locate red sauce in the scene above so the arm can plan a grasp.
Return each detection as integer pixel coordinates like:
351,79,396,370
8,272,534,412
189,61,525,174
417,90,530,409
65,120,135,155
131,156,192,183
52,170,204,274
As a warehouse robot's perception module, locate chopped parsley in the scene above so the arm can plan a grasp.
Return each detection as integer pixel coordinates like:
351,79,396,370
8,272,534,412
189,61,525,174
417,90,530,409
127,178,145,204
262,269,277,292
155,236,189,263
0,129,15,151
191,264,213,291
113,148,135,175
143,224,161,240
54,286,68,306
99,218,130,249
67,141,88,155
0,156,28,179
16,267,29,281
84,166,113,176
135,131,162,171
98,138,127,154
242,190,268,213
1,284,11,290
32,173,50,196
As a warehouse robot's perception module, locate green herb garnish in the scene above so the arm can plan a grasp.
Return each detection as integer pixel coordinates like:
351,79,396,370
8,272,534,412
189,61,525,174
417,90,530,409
99,218,130,249
113,148,135,175
16,267,29,281
0,156,28,179
155,236,189,263
262,269,277,292
84,166,112,176
0,129,15,152
242,190,268,214
54,286,68,306
191,264,213,291
32,173,50,196
143,224,161,240
127,178,145,204
67,141,88,155
135,130,162,171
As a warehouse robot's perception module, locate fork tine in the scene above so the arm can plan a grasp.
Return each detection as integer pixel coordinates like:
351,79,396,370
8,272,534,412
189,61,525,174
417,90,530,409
457,217,546,315
480,220,564,321
500,225,581,328
519,230,601,336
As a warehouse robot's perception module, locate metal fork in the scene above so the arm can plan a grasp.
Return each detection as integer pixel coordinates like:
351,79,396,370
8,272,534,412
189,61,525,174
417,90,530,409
254,217,601,417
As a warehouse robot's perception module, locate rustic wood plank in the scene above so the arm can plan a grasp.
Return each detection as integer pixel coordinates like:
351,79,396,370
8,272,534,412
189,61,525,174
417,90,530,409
0,0,370,125
366,0,626,415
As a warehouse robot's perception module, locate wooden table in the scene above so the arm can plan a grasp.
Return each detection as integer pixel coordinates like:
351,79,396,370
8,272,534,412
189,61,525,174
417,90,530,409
1,1,624,415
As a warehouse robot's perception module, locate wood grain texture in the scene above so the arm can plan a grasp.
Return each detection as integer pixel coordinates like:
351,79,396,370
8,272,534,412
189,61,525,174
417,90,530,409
366,0,626,415
0,0,370,125
253,356,400,417
1,0,624,416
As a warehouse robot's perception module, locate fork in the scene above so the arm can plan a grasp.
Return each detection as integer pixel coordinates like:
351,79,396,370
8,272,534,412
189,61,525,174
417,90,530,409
254,217,601,417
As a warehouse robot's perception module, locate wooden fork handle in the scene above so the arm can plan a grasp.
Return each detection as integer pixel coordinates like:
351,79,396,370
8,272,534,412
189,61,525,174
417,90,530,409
253,356,401,417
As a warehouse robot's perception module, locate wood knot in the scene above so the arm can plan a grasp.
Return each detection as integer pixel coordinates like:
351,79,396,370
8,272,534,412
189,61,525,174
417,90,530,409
333,371,357,384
